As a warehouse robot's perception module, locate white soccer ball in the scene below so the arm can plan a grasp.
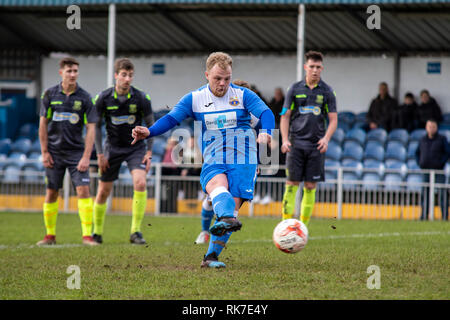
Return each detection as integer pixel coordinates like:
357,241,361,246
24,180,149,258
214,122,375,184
273,219,308,254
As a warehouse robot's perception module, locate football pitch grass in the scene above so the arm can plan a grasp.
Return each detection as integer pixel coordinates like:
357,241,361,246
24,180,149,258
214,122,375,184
0,211,449,300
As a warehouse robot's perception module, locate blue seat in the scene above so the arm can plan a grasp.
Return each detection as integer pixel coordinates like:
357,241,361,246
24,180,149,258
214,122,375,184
410,129,426,142
18,123,38,140
385,160,407,179
338,111,356,128
407,159,420,170
363,144,384,162
442,113,450,123
11,138,32,154
2,164,21,183
152,138,167,156
345,128,366,146
384,173,403,192
22,165,43,183
365,140,383,150
388,129,409,146
338,121,350,133
0,138,12,156
7,152,27,167
342,141,363,161
363,159,384,172
325,159,340,181
355,112,368,123
331,128,345,146
385,142,406,162
407,141,419,160
366,128,387,145
29,139,41,154
325,142,342,161
362,172,381,191
441,129,450,143
341,159,363,179
0,154,7,170
406,173,424,192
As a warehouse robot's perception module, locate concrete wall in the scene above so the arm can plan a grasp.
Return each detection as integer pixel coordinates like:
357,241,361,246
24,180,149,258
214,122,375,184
41,54,450,114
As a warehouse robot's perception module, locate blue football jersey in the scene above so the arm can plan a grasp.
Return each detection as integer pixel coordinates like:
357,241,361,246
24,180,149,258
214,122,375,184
168,83,269,165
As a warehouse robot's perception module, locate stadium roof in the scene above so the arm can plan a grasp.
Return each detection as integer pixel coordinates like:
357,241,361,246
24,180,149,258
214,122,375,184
0,1,449,56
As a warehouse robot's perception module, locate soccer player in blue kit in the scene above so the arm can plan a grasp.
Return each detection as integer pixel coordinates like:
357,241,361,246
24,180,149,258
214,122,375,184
131,52,275,268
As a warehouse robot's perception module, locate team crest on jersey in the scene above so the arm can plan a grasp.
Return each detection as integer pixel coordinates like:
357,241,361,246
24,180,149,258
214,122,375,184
229,97,240,107
129,104,137,114
316,95,323,104
73,100,82,111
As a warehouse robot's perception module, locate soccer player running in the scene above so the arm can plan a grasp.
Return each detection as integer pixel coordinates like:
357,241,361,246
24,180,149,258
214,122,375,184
280,51,337,226
132,52,275,268
92,58,154,245
37,57,98,246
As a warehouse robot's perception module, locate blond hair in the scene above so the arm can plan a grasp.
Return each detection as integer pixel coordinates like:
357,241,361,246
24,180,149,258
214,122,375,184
206,52,233,71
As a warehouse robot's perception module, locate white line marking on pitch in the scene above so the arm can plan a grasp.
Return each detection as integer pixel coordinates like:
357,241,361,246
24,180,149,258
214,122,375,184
0,231,448,249
232,230,450,243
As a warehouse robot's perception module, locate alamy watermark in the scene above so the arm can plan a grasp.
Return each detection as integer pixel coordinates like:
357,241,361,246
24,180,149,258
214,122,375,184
66,5,81,30
366,265,381,289
66,265,81,289
366,5,381,30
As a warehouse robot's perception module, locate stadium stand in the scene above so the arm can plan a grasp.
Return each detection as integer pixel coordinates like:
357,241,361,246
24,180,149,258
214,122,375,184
385,141,407,162
407,141,419,160
330,127,345,146
342,141,363,162
2,163,21,183
363,144,384,162
406,173,423,192
366,128,387,146
345,128,366,146
17,123,38,141
10,138,32,154
325,141,342,161
0,138,11,156
388,128,409,146
409,129,426,142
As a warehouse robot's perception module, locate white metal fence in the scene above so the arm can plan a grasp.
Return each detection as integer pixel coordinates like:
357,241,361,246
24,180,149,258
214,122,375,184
0,160,448,221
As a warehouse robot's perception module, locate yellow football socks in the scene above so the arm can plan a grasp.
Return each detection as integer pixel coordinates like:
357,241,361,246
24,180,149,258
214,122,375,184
93,202,107,235
300,188,316,227
78,198,94,237
281,184,298,220
131,190,147,234
43,201,58,235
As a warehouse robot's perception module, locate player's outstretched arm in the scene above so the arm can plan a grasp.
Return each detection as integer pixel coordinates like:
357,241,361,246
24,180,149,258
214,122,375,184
131,126,150,145
131,113,180,145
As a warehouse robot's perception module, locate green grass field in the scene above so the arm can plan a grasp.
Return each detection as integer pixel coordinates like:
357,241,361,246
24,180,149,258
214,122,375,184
0,211,449,300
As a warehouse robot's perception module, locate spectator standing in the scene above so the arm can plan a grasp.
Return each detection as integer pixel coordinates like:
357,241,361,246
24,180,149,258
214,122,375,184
416,119,450,221
366,82,397,132
391,92,419,132
417,90,443,129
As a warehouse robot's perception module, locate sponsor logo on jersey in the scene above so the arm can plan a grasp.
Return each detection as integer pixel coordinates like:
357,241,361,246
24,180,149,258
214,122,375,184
73,100,82,110
316,95,323,104
52,112,80,124
129,104,137,113
204,112,237,130
111,115,136,125
204,102,214,108
299,106,321,116
229,97,240,107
